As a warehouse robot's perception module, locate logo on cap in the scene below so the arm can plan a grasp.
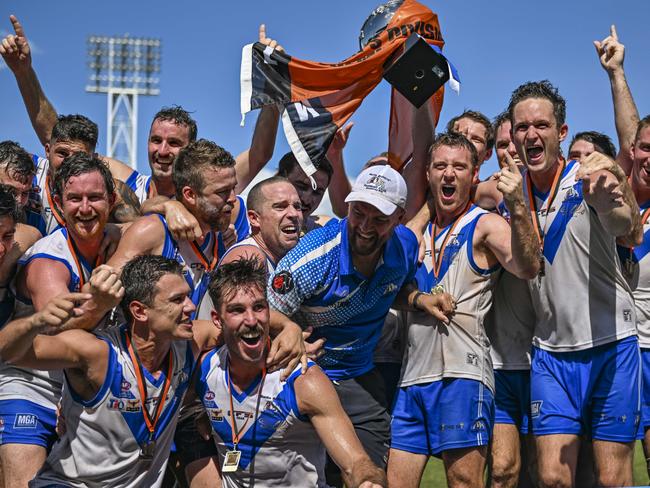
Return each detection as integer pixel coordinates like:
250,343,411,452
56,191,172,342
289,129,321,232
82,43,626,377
364,174,388,193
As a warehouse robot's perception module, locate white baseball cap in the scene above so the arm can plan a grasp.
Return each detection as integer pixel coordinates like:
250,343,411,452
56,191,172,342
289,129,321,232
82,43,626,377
345,165,407,215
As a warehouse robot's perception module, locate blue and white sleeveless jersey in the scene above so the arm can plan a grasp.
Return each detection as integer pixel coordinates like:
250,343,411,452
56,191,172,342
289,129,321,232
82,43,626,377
618,202,650,348
124,169,153,204
29,155,62,236
0,228,94,409
524,160,636,351
31,325,194,488
156,214,225,319
197,347,326,488
400,205,500,392
267,218,419,381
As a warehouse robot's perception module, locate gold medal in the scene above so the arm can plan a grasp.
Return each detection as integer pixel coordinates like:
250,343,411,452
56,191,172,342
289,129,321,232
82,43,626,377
431,285,445,295
222,449,241,472
139,438,156,460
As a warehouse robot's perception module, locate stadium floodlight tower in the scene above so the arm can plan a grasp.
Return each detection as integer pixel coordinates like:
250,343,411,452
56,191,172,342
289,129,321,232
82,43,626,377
86,34,161,168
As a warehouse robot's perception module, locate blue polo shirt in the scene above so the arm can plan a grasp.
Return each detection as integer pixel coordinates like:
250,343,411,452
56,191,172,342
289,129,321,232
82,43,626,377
267,218,419,380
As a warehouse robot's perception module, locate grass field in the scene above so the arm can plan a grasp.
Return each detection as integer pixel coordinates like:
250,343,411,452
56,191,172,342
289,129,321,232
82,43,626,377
419,441,649,487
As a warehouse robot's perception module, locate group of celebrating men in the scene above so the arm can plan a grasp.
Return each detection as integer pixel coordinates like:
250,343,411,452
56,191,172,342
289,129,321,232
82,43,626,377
0,9,648,488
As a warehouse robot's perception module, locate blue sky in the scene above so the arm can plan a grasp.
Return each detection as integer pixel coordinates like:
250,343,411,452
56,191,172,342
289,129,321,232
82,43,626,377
2,1,650,203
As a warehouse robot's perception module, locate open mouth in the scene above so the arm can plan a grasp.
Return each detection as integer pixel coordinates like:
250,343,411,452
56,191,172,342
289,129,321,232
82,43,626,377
281,225,298,237
526,146,544,162
441,185,456,198
240,329,262,347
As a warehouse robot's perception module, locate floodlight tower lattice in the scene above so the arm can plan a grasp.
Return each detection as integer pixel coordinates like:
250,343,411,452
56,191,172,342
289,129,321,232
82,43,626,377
86,35,161,169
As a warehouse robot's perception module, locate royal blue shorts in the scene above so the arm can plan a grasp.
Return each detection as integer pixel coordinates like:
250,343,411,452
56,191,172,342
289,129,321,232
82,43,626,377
494,369,531,435
530,336,640,442
636,348,650,439
391,378,494,456
0,399,57,449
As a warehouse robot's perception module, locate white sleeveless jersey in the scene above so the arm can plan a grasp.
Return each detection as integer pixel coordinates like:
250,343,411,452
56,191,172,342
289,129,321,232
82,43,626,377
0,228,94,408
524,161,636,351
197,347,327,488
33,156,64,235
31,325,194,488
618,204,650,347
400,205,499,392
484,201,535,370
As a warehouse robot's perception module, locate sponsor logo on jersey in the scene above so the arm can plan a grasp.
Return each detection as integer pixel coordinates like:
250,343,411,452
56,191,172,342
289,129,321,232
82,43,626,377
531,400,543,418
108,398,125,411
121,380,132,391
14,413,37,429
623,309,633,322
440,422,464,432
232,410,253,421
204,391,215,401
125,400,141,412
208,408,224,422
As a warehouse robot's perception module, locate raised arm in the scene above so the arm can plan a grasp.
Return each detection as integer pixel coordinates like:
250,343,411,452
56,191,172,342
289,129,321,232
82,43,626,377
402,100,435,220
326,123,354,218
234,24,282,193
482,152,540,279
0,15,58,146
106,214,167,271
594,25,639,174
295,366,386,488
0,291,89,366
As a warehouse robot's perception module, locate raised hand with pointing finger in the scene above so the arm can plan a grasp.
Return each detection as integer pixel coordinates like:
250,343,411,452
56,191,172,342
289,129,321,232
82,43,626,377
496,151,526,211
594,25,624,75
259,24,284,53
0,15,31,74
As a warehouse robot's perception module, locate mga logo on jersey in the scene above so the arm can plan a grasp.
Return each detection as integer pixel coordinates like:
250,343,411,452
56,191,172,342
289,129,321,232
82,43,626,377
531,400,543,418
14,413,37,429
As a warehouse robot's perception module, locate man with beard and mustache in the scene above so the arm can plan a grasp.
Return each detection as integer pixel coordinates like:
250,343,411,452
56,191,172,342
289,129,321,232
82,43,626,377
196,257,386,488
219,176,303,271
266,165,455,486
107,139,236,319
0,153,125,487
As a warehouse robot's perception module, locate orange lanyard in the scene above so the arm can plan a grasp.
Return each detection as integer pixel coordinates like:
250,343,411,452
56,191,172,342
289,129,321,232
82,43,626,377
226,358,266,450
44,174,66,227
525,160,565,250
431,202,471,281
125,330,174,442
189,233,218,272
65,232,103,288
